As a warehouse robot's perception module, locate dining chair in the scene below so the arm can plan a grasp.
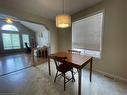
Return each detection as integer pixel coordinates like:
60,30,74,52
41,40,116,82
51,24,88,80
68,49,81,54
25,42,31,53
68,49,81,74
53,56,75,91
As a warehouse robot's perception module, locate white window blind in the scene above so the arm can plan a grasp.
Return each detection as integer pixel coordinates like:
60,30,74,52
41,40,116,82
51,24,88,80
72,12,103,51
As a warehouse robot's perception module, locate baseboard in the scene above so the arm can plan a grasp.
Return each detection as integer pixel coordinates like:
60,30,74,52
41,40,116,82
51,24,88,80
93,68,127,82
85,67,127,83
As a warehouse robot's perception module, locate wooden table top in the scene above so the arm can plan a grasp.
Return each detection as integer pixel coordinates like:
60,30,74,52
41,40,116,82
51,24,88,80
49,52,92,69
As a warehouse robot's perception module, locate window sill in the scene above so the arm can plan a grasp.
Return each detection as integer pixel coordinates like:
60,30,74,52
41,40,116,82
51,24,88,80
72,48,101,59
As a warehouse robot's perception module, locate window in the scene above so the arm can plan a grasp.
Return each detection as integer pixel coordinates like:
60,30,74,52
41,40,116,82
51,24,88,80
1,24,18,31
22,34,30,48
72,12,103,58
2,33,20,50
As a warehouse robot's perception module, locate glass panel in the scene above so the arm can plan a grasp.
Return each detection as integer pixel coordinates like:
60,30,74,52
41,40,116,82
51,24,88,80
2,33,12,49
2,33,20,50
72,12,103,58
11,34,20,49
1,24,18,31
22,34,29,48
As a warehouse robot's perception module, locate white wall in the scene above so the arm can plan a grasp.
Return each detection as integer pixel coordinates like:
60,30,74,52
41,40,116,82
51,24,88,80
36,30,49,47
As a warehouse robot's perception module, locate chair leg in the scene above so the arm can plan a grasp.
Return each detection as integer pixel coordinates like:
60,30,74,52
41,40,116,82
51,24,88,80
54,70,58,82
71,69,75,82
63,73,66,91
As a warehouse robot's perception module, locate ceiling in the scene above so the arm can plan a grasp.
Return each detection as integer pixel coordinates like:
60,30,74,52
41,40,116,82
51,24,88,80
20,21,48,32
0,0,103,20
0,14,49,33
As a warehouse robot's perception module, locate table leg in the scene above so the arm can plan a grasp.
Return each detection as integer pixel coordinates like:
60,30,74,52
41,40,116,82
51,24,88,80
90,58,93,82
32,49,35,66
48,57,51,76
78,69,82,95
42,49,46,60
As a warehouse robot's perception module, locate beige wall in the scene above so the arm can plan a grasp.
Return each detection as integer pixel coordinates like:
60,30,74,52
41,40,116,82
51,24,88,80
58,28,72,51
58,0,127,80
0,7,58,53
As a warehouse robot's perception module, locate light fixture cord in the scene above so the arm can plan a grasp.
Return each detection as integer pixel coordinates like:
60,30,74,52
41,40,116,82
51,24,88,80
63,0,64,14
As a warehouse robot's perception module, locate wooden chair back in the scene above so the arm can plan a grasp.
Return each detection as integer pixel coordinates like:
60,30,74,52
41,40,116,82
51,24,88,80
53,56,67,68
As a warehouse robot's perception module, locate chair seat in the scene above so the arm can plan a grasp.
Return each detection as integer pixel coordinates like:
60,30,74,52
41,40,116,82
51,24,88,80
57,63,73,73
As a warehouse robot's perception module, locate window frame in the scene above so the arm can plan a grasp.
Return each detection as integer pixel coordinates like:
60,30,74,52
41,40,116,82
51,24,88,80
2,32,21,50
72,10,105,59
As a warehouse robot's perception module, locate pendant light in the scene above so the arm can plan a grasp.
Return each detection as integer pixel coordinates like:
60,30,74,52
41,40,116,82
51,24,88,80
56,0,71,28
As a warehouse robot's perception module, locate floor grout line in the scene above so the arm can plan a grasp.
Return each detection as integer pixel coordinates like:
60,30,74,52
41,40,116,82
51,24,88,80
0,65,33,77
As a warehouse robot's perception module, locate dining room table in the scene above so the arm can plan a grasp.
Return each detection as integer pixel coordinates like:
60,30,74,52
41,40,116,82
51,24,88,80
48,52,93,95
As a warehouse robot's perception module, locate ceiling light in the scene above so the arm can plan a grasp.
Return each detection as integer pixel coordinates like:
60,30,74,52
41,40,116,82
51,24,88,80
56,0,71,28
5,18,13,24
